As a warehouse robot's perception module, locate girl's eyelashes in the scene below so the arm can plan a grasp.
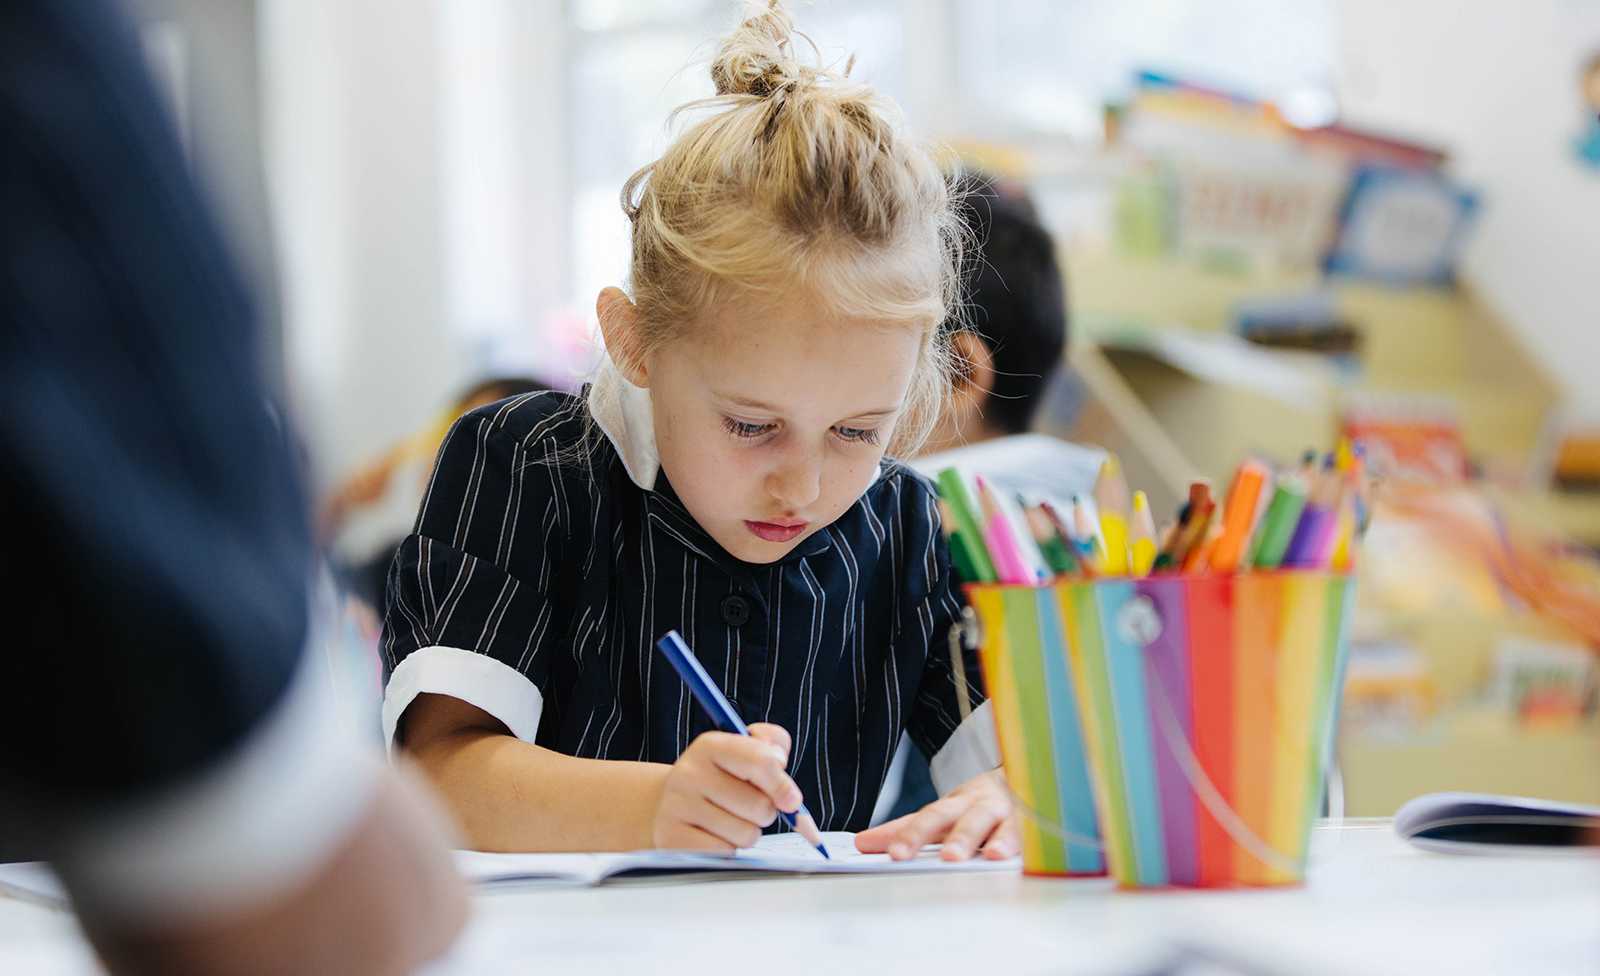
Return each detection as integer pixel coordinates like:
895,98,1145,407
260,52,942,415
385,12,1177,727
833,425,881,445
722,416,776,439
721,415,881,446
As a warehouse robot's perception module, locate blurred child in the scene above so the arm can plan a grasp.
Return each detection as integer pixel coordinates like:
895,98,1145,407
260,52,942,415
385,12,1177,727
882,174,1082,822
920,173,1069,454
320,375,548,608
382,1,1013,861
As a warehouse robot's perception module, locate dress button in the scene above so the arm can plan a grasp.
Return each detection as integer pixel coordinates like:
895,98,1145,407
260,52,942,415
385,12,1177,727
720,594,752,628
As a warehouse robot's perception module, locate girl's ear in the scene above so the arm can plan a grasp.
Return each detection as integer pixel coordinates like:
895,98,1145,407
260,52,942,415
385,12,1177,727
949,330,996,401
596,287,650,387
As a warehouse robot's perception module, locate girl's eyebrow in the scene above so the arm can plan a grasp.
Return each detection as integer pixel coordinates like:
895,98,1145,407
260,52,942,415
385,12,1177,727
718,393,899,419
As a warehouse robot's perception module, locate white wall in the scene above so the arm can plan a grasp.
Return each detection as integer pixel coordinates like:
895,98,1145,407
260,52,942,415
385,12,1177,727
262,0,458,489
261,0,568,489
130,0,285,383
1337,0,1600,413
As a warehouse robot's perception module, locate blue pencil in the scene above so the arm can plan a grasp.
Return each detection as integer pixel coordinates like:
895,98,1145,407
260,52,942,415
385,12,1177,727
654,630,829,858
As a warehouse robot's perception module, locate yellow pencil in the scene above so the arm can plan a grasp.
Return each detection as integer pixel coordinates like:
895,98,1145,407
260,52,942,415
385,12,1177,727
1130,490,1158,576
1094,455,1131,575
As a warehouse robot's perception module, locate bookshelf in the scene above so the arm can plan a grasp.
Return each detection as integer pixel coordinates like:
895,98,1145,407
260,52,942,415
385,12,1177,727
1055,244,1600,816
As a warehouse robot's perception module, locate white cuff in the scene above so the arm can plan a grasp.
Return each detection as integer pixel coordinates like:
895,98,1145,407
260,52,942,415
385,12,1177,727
382,645,545,751
57,647,379,925
929,700,1002,796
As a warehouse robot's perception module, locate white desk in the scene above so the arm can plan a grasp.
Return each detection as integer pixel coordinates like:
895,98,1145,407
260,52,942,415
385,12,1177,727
4,823,1597,975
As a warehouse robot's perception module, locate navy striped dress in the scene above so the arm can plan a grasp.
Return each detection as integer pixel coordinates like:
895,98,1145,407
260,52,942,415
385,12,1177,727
380,391,990,832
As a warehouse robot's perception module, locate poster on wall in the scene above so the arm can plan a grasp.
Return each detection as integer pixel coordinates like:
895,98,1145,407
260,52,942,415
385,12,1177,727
1324,166,1478,287
1577,51,1600,170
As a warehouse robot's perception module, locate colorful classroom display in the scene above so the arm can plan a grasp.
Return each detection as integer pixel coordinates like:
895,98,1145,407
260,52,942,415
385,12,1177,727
941,446,1369,887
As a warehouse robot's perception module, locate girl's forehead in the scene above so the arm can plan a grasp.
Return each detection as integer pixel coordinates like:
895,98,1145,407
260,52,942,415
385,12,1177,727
674,302,924,414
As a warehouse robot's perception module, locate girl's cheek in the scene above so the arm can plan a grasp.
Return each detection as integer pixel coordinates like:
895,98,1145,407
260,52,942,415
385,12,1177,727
831,455,880,504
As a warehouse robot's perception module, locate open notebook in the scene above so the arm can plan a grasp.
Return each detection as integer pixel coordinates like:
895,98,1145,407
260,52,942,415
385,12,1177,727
0,834,1019,908
1395,792,1600,854
458,831,1019,888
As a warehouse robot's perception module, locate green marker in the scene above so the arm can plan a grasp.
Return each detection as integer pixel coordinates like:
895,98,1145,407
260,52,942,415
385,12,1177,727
946,527,982,583
1249,477,1308,570
936,468,998,583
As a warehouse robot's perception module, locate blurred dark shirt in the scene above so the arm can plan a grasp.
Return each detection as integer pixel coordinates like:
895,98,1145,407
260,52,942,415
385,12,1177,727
1,0,308,850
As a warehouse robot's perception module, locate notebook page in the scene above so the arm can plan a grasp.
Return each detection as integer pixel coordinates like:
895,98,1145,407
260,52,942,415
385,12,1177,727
456,832,1018,887
735,831,1019,874
454,850,737,886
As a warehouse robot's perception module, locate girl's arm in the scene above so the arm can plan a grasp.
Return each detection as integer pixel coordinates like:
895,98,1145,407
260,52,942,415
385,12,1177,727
402,693,803,853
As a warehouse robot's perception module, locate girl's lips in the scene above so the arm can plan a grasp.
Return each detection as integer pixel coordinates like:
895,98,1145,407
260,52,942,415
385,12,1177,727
744,520,808,543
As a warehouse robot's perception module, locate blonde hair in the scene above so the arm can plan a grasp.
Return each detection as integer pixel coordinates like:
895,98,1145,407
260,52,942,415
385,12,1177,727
617,0,964,454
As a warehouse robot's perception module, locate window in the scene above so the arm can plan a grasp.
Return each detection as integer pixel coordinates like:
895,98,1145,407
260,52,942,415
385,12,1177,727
957,0,1339,138
565,0,909,312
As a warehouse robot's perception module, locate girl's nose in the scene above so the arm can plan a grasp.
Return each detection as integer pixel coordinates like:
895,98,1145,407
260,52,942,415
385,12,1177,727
766,446,823,512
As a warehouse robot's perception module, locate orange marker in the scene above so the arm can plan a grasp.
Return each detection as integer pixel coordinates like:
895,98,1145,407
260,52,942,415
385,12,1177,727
1209,460,1271,573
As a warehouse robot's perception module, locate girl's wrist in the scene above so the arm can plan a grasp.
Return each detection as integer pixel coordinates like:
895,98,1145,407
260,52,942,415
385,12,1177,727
635,762,674,849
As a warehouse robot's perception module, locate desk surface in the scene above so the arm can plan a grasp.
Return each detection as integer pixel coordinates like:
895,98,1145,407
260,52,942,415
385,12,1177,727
4,822,1597,975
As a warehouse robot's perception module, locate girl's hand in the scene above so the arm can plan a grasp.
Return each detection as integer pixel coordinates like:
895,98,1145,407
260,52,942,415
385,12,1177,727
855,769,1018,861
651,723,804,852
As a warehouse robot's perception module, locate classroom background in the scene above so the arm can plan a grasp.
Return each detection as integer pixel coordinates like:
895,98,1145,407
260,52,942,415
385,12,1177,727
136,0,1600,817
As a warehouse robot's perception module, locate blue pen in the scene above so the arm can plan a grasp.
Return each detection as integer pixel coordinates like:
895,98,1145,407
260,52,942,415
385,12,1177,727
654,630,829,859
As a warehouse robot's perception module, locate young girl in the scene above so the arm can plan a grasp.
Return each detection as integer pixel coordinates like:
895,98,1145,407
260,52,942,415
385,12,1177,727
383,1,1015,862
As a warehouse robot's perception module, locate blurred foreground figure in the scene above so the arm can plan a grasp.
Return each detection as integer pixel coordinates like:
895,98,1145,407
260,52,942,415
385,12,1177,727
1,1,467,972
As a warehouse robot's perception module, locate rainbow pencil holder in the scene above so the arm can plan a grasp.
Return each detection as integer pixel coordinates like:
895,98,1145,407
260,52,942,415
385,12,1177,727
965,572,1355,887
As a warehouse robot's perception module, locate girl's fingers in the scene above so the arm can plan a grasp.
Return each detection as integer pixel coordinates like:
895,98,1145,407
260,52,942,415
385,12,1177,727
703,734,804,811
678,794,763,851
882,797,966,860
854,813,918,854
938,800,1009,861
656,819,738,854
981,819,1020,860
702,774,780,828
746,722,792,759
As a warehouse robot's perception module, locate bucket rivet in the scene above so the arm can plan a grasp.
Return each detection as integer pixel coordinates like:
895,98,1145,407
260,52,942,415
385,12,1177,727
1117,596,1163,647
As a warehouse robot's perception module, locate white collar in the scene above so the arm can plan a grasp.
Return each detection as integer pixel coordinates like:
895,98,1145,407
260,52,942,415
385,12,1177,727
586,358,660,490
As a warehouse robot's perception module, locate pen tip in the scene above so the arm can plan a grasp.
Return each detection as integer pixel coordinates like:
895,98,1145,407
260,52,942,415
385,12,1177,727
816,844,831,860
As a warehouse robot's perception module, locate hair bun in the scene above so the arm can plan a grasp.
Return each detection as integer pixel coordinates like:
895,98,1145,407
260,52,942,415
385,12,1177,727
710,1,803,98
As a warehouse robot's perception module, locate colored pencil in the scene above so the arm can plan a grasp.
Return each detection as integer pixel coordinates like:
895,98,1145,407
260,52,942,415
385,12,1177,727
1280,462,1342,569
1167,482,1215,573
1070,495,1105,572
1129,491,1158,576
1095,455,1132,575
1182,521,1221,574
1025,502,1079,575
1042,500,1096,578
995,486,1052,582
976,476,1033,584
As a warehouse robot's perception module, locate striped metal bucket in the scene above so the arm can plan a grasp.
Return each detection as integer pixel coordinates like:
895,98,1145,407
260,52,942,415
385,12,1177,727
966,572,1354,887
